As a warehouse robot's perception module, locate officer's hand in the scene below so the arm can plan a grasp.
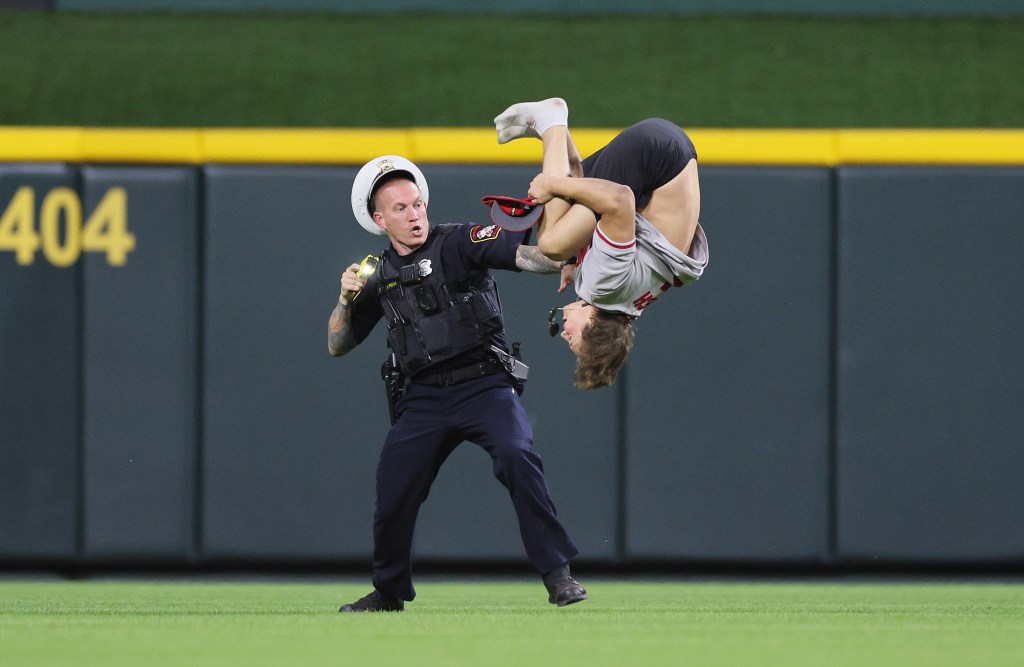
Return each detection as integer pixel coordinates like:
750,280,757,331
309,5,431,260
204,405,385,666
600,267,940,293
339,263,364,305
557,262,575,293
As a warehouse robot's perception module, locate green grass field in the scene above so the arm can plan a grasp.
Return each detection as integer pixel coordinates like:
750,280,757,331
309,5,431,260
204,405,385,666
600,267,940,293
1,12,1023,128
2,578,1022,666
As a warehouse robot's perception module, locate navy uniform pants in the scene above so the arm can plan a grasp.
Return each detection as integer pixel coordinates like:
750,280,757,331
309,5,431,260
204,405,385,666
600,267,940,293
371,373,579,602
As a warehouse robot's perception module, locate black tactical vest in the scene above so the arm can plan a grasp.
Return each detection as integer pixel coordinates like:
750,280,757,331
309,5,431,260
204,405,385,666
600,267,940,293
375,225,504,377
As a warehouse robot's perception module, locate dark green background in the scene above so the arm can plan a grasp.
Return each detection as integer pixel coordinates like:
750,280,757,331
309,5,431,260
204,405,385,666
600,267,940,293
1,12,1022,128
4,161,1023,568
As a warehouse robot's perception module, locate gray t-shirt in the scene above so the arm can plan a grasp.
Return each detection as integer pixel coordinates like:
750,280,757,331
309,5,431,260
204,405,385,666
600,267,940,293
574,214,709,318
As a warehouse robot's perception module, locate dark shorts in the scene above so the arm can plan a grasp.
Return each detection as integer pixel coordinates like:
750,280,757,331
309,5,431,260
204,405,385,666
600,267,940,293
582,118,697,211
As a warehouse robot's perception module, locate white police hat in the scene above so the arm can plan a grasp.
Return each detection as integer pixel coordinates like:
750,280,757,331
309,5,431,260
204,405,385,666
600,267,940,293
351,155,430,236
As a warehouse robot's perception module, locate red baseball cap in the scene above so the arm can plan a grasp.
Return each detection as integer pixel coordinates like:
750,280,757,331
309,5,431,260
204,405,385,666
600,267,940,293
481,195,545,232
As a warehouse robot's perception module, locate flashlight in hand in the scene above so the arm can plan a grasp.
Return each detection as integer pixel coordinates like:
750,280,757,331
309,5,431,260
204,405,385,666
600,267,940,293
358,255,378,279
344,255,378,303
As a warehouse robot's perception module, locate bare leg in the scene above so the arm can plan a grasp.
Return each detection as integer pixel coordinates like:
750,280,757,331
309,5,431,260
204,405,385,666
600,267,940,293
638,159,700,255
494,98,595,260
566,130,584,178
534,127,599,260
536,126,572,240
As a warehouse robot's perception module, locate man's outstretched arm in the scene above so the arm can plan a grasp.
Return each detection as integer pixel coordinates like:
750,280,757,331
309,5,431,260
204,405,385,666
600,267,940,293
515,245,564,274
530,175,635,246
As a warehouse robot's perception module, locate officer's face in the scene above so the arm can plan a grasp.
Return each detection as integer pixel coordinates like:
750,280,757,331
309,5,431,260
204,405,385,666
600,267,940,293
373,179,429,256
560,299,594,355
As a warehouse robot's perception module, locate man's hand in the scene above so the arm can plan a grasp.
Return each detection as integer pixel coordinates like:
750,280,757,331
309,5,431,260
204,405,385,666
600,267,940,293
528,173,559,205
558,262,575,293
338,263,365,305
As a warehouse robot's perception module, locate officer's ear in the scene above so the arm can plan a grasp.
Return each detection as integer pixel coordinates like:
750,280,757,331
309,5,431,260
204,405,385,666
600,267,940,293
372,210,386,231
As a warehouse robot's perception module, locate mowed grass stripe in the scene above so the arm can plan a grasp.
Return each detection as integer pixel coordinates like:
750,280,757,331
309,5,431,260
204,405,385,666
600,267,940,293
1,579,1022,666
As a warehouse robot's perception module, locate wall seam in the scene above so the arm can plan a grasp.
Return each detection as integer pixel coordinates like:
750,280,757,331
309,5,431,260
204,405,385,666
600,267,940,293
826,167,841,565
191,166,206,565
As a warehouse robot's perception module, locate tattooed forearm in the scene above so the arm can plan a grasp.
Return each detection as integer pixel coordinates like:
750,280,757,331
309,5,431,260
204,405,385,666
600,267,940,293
515,245,563,274
328,300,357,356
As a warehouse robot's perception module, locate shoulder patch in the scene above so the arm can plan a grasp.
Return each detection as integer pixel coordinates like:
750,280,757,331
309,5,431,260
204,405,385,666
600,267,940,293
470,224,502,243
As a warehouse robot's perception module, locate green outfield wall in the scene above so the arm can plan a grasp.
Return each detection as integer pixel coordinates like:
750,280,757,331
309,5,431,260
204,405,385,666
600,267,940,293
2,128,1023,571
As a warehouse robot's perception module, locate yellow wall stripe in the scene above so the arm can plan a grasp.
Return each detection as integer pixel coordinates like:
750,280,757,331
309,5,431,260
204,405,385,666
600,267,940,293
1,127,1022,165
0,127,83,162
200,129,416,164
689,129,838,166
80,129,203,163
836,130,1024,165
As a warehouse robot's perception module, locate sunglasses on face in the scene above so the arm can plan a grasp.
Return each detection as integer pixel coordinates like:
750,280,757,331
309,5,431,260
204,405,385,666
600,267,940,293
546,300,591,337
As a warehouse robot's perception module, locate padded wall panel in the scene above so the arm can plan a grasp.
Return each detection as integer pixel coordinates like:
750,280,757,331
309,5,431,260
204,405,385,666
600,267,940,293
201,165,388,562
0,164,80,560
625,167,833,562
835,167,1024,563
79,166,199,560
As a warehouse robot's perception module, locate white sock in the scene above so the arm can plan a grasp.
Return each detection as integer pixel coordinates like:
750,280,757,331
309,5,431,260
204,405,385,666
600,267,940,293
497,125,539,144
494,98,568,138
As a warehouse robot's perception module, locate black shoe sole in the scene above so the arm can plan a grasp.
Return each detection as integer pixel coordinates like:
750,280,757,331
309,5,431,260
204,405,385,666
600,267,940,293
339,606,404,612
553,592,588,607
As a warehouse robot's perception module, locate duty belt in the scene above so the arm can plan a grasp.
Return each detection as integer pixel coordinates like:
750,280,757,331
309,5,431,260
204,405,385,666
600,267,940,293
411,357,505,386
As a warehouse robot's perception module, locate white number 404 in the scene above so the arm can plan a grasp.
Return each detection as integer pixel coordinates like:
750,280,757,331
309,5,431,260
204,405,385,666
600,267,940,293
0,186,135,267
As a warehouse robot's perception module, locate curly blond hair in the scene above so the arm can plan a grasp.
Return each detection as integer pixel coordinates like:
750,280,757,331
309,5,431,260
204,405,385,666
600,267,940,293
573,310,635,389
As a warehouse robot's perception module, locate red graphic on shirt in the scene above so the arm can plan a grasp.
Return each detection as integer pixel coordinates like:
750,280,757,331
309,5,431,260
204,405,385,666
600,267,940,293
635,277,685,311
633,292,658,311
659,276,684,292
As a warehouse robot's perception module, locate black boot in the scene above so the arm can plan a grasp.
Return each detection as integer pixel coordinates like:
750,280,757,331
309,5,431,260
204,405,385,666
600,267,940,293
542,563,587,607
339,589,405,613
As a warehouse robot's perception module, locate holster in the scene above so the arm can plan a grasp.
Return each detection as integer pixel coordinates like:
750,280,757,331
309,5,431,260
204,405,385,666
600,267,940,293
489,343,529,395
380,352,406,424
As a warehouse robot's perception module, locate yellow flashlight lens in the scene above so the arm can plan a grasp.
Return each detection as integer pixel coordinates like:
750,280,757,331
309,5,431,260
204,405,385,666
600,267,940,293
358,255,378,278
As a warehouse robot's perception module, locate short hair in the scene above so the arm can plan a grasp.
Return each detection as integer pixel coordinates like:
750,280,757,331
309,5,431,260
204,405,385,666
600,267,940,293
369,172,416,213
573,310,635,389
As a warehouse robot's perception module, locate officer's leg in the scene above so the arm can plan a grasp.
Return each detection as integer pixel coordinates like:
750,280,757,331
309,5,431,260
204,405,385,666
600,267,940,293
372,388,458,602
458,378,579,575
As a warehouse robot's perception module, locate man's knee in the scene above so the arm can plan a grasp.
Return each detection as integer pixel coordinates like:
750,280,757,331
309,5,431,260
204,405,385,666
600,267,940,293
537,233,575,261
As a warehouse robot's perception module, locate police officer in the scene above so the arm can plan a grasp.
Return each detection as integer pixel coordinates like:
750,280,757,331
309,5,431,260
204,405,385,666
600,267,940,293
329,155,586,612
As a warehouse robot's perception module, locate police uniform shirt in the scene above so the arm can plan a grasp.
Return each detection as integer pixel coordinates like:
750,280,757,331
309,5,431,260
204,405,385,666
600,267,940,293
347,222,527,361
